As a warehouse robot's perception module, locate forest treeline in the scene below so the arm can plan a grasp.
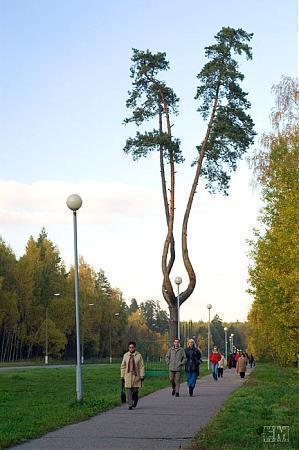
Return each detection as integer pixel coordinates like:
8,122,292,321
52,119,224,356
0,229,248,362
0,228,170,362
247,76,298,366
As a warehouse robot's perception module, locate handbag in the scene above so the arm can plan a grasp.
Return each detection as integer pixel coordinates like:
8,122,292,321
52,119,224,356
120,386,126,403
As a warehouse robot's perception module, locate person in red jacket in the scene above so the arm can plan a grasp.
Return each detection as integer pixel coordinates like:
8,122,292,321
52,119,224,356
209,346,222,380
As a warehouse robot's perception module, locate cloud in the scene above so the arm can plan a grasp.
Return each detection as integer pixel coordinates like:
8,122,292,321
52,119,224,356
0,180,160,225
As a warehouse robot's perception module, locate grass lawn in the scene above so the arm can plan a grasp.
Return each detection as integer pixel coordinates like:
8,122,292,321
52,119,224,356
0,363,170,449
0,361,208,449
188,362,299,450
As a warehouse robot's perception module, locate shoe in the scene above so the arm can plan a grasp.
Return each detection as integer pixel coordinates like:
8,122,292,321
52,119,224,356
175,392,179,397
172,389,175,396
128,406,133,410
189,386,194,396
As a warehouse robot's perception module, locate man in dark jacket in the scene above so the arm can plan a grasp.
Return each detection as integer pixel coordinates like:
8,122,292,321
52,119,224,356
185,339,201,396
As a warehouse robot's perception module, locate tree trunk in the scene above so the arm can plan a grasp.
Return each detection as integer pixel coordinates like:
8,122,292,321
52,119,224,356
160,92,176,304
180,84,220,304
12,334,18,361
159,105,175,278
19,338,23,360
0,328,6,361
27,342,33,359
3,331,11,361
8,331,15,362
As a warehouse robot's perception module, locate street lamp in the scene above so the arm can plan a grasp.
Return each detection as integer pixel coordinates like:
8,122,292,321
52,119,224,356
80,303,95,364
230,333,234,353
109,312,119,363
174,277,182,340
66,193,83,401
224,327,228,362
207,304,212,370
45,293,60,364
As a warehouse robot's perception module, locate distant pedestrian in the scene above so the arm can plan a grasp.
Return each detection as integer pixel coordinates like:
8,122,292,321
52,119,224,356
228,353,234,369
185,339,201,396
236,352,247,378
121,341,145,410
165,338,187,397
231,351,237,368
209,346,222,381
248,353,255,368
235,350,242,363
217,354,226,378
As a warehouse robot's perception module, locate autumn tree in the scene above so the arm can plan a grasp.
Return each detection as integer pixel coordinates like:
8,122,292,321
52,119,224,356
0,237,19,361
248,76,299,366
128,298,139,314
124,27,255,341
19,229,67,359
0,227,132,361
210,315,225,350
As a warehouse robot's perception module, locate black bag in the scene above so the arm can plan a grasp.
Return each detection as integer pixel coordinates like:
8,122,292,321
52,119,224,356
120,387,126,403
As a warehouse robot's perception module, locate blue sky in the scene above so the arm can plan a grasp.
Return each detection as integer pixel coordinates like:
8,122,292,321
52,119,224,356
0,0,298,321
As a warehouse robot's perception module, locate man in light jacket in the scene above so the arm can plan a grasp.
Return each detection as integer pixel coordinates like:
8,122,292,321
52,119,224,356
165,338,187,397
121,341,145,410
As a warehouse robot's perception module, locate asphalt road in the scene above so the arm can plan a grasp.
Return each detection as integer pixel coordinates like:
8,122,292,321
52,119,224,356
11,367,252,450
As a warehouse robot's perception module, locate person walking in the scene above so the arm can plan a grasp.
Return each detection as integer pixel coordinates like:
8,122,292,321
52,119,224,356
235,350,242,367
217,354,226,378
121,341,145,410
185,339,201,396
209,346,222,381
248,353,255,368
165,338,186,397
236,352,247,378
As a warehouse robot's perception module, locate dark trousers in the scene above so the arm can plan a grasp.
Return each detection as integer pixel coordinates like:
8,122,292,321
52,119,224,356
126,387,139,407
217,367,223,378
240,371,245,378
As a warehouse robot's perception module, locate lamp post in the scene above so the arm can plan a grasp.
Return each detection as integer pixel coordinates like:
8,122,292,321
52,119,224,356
80,303,95,365
45,293,60,364
174,277,182,340
66,193,83,401
230,333,234,353
207,304,212,370
224,327,228,362
109,312,119,363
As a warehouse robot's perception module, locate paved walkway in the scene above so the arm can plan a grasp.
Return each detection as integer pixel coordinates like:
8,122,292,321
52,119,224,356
12,368,252,450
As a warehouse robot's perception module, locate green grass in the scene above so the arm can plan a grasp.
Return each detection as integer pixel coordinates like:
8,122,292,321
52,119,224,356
0,361,208,449
0,363,170,449
188,362,299,450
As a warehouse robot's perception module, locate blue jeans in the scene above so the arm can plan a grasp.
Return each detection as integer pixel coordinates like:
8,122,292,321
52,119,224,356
211,363,218,380
186,371,197,387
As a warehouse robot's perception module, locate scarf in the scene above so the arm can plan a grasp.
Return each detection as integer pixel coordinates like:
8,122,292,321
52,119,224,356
127,353,137,375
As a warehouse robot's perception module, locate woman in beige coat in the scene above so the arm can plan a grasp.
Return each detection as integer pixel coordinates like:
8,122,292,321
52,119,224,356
121,341,145,410
236,353,247,378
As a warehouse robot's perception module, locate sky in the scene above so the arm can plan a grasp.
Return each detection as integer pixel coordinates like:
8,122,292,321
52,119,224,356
0,0,298,323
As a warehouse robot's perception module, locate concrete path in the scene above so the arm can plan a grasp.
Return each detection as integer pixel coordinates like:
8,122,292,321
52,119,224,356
12,368,252,450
